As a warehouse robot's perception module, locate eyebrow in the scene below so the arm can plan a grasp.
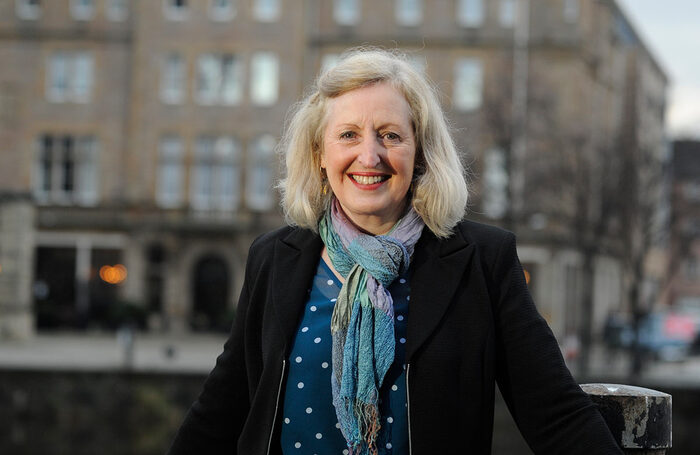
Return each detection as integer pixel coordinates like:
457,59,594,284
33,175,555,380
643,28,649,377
331,122,408,131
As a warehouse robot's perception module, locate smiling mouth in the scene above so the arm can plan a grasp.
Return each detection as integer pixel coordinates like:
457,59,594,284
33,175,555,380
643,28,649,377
349,174,390,185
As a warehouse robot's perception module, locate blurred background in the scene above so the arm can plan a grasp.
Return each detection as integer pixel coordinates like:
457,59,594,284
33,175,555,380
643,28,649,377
0,0,699,453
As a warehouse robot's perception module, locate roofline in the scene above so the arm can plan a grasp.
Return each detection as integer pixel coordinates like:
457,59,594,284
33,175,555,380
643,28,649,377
607,0,669,84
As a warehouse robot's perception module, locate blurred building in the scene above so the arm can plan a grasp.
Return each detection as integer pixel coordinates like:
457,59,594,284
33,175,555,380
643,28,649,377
0,0,667,340
667,140,700,312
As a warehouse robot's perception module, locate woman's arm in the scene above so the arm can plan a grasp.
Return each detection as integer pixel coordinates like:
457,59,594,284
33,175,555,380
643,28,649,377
491,233,623,454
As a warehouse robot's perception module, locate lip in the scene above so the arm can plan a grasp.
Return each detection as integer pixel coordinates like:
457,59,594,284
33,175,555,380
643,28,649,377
347,172,390,190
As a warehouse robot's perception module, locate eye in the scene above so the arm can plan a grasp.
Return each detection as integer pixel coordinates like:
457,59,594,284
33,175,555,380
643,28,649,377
339,131,356,140
381,132,401,141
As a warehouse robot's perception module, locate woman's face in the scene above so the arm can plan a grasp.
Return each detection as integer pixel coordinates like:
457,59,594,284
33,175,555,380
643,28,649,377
321,82,416,235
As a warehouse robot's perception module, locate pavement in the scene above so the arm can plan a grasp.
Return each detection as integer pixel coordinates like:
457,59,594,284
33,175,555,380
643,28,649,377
568,347,700,389
0,331,228,374
2,333,700,386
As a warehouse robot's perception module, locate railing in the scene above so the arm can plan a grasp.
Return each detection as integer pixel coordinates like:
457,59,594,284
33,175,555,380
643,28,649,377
581,384,672,454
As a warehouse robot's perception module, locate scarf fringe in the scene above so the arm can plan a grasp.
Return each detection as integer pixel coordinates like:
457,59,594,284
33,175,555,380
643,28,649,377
345,399,381,455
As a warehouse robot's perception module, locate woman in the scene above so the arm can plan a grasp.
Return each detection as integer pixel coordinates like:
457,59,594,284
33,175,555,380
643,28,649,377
168,49,622,454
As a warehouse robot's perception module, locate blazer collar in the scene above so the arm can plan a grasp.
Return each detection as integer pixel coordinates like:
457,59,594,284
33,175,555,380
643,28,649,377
271,228,324,356
268,225,475,361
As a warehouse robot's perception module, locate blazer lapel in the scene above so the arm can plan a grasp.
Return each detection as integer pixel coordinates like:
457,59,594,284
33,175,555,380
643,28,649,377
271,228,324,356
406,227,475,361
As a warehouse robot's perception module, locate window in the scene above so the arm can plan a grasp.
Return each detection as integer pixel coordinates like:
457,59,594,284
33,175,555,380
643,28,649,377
34,134,99,205
70,0,94,20
457,0,483,27
209,0,235,20
408,54,427,74
164,0,188,20
482,148,509,219
106,0,128,21
160,53,186,104
334,0,360,25
499,0,516,27
246,135,276,211
685,258,700,281
47,51,94,103
563,0,579,23
683,182,700,202
453,58,482,111
395,0,422,26
196,54,243,105
190,136,241,211
156,136,184,208
253,0,280,22
564,263,581,333
250,52,279,106
321,54,340,73
16,0,40,20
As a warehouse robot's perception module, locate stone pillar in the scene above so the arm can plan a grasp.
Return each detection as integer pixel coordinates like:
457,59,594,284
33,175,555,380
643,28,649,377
0,195,36,340
581,383,672,454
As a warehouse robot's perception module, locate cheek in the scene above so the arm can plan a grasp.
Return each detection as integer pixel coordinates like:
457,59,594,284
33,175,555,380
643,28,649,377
324,148,353,177
396,152,416,180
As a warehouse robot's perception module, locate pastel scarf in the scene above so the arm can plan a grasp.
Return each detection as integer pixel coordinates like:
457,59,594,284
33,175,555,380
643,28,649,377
319,198,424,454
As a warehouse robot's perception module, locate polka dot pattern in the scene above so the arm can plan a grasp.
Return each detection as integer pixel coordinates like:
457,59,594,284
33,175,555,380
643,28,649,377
280,258,410,454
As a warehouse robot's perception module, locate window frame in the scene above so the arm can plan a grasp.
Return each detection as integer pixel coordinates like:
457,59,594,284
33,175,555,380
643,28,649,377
246,134,276,211
253,0,280,23
209,0,236,21
482,147,509,219
563,0,579,23
250,52,279,106
156,135,185,208
15,0,41,20
333,0,360,26
33,133,99,206
195,53,244,106
499,0,516,28
70,0,95,21
457,0,484,28
163,0,189,21
190,135,241,211
106,0,128,21
453,57,483,112
395,0,422,27
160,52,186,105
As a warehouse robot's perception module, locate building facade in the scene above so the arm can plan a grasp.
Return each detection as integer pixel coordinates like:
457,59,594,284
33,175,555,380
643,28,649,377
0,0,667,341
667,140,700,312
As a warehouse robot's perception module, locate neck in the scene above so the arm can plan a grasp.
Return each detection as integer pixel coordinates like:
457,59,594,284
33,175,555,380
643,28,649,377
336,199,409,236
346,215,398,236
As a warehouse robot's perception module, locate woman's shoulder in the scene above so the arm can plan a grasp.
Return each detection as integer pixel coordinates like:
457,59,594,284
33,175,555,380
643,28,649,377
447,219,519,271
453,219,515,248
250,225,298,249
248,224,320,258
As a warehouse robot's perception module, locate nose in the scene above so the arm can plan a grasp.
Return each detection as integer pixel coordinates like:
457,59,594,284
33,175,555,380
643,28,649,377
357,137,382,168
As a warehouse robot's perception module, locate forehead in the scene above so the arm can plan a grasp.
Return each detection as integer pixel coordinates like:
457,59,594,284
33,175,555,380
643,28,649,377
324,82,412,127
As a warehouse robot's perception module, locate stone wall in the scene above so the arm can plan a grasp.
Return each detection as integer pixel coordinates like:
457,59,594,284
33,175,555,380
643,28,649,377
2,368,697,454
0,196,35,340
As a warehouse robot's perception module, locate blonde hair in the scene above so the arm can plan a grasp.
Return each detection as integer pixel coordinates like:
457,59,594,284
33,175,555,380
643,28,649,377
279,47,468,238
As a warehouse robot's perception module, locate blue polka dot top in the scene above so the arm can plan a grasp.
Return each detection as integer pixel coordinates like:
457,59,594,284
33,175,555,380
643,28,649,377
280,258,410,455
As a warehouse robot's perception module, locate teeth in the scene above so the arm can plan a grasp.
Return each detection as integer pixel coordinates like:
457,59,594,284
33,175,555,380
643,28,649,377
352,175,385,185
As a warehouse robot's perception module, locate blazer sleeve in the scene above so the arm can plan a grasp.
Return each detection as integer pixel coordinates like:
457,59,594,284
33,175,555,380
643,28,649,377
491,233,623,454
166,244,256,455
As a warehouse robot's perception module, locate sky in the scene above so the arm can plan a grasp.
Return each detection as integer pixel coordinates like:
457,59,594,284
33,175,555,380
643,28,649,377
616,0,700,139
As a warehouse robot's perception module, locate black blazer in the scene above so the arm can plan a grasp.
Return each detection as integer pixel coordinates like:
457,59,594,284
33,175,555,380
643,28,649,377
168,220,622,455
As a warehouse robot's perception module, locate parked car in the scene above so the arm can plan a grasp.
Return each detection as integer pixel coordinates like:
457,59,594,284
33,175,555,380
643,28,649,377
637,312,696,362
